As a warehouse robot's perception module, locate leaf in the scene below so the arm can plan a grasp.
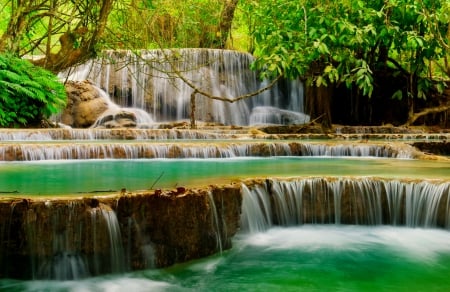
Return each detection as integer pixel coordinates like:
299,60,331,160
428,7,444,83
391,90,403,100
324,65,333,74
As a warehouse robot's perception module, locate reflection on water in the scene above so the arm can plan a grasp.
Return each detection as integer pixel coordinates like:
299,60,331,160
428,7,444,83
1,157,449,195
2,226,450,291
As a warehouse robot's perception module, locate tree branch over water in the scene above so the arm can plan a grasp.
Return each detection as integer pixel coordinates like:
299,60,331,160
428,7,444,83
154,44,283,128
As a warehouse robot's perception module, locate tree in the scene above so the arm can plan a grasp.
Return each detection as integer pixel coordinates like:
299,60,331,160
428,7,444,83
106,0,240,50
0,0,115,73
244,0,450,126
0,54,67,127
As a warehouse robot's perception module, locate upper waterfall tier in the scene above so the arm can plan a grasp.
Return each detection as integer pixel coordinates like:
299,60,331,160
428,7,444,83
1,128,448,141
60,49,308,126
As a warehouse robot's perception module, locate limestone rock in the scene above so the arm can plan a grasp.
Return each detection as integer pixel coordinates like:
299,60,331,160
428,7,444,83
61,80,110,128
92,109,138,128
250,106,310,125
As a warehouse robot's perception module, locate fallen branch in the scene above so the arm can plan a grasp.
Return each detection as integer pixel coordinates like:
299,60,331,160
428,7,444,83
150,171,165,190
403,103,450,126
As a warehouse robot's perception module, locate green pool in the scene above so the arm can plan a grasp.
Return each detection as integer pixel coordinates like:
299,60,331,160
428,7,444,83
0,157,449,195
2,225,450,291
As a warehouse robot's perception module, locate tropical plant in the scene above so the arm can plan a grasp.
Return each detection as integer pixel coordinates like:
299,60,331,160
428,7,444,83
243,0,450,125
0,54,67,127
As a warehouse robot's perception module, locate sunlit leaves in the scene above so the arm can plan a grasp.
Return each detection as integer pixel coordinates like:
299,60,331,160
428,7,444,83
245,0,449,100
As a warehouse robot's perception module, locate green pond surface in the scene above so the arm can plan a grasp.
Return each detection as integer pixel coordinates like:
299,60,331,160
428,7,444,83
0,157,449,196
1,225,450,291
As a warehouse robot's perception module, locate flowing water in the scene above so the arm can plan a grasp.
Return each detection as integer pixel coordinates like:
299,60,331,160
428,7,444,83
61,49,308,126
1,49,450,289
2,226,450,291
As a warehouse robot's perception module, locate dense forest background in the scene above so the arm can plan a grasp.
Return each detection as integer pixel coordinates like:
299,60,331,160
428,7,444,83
0,0,449,127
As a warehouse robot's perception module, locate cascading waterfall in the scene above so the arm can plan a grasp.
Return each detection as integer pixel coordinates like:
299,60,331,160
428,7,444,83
89,86,154,127
0,142,418,161
61,49,308,126
90,206,126,276
240,178,450,233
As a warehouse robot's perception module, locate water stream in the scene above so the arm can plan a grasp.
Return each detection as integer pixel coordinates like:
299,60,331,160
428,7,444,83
61,49,308,126
2,226,450,291
0,48,449,289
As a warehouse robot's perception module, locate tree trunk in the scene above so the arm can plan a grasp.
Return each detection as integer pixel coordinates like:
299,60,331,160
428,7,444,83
33,0,114,73
0,0,115,73
213,0,239,49
305,84,333,129
199,0,238,49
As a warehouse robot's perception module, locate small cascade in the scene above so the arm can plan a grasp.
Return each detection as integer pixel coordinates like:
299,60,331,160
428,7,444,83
88,86,154,128
26,202,90,280
207,191,223,253
0,129,244,141
295,142,417,158
240,178,450,232
61,49,308,126
240,184,273,233
89,205,126,275
0,201,128,280
36,251,89,280
0,141,419,161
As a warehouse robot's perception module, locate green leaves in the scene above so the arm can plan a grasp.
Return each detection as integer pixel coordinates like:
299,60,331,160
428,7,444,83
246,0,449,102
0,54,67,127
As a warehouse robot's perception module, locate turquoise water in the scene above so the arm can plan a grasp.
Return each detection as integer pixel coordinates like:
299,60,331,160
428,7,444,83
0,157,449,195
2,225,450,291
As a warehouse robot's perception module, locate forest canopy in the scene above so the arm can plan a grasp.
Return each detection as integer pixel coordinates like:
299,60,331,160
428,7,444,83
0,0,449,126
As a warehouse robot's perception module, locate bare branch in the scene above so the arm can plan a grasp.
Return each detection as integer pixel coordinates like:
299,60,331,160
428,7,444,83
404,102,450,126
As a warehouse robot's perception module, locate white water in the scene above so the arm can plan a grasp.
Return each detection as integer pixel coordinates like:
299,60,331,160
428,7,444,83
207,191,223,253
240,178,450,232
239,225,450,263
90,207,126,276
0,142,418,161
5,226,450,291
61,49,308,126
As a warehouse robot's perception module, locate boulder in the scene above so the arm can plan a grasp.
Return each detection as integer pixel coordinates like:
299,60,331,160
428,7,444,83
61,81,110,128
92,109,138,128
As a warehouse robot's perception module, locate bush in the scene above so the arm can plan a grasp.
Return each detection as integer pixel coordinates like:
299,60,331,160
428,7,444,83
0,54,67,127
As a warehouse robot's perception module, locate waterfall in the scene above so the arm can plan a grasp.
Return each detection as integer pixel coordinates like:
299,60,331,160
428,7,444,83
240,184,273,233
61,49,308,126
0,142,417,161
27,202,91,280
18,203,127,280
90,206,126,275
240,178,450,232
207,191,223,253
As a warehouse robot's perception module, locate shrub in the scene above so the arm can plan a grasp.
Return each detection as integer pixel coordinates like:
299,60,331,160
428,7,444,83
0,54,67,127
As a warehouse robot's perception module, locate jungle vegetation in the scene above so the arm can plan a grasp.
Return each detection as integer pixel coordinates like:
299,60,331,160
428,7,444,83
0,0,449,127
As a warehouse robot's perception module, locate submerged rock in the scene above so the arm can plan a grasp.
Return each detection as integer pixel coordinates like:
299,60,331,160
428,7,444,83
250,106,310,125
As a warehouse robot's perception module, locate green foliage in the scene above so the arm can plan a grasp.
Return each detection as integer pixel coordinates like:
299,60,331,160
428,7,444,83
0,54,67,127
106,0,224,49
244,0,449,100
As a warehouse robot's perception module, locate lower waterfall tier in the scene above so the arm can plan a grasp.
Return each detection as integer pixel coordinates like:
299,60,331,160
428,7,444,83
0,177,449,280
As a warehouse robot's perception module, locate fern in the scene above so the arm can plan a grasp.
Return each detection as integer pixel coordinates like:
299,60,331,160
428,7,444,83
0,54,67,127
